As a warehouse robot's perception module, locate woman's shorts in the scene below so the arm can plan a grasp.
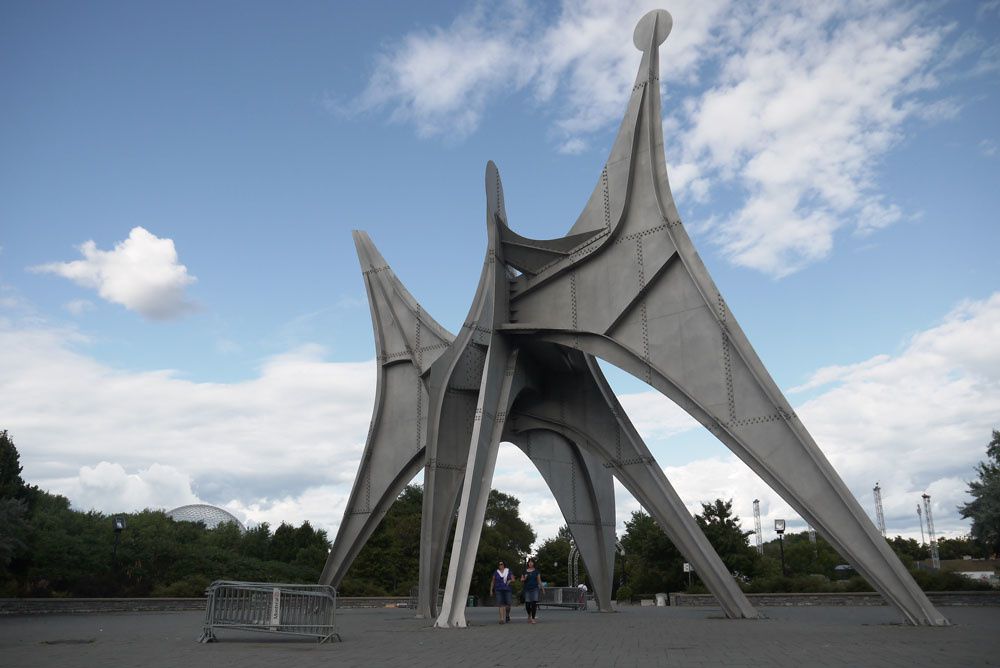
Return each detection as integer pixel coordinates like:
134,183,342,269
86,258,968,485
524,589,539,603
495,590,512,606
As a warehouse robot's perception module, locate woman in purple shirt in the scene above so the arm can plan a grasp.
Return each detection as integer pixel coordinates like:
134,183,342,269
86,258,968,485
490,560,514,624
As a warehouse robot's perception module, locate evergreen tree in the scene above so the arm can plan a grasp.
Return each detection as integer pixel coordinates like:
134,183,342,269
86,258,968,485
0,430,25,499
958,430,1000,557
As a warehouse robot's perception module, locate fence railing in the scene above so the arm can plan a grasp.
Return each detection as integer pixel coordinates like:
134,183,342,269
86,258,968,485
199,581,340,643
537,587,588,610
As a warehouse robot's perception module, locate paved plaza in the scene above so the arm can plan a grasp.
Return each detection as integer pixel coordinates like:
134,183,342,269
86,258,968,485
2,605,999,668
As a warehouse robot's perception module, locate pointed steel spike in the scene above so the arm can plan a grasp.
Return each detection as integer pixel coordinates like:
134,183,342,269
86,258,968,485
319,234,441,587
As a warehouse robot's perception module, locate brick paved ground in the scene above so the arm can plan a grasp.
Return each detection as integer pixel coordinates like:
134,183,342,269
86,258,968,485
2,604,998,668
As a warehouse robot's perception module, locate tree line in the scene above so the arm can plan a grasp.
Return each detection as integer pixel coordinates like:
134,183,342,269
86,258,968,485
2,428,998,598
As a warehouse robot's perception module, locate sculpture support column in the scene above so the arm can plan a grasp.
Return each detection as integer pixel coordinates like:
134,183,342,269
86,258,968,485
436,340,521,628
514,428,617,612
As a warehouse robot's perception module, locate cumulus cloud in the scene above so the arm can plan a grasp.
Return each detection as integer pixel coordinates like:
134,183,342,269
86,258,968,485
499,293,1000,542
31,227,197,320
0,321,374,529
673,3,952,276
351,1,994,277
3,292,997,544
347,0,724,141
58,462,200,513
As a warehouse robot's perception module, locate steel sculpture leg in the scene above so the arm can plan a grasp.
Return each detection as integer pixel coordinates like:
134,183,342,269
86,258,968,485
511,428,617,612
435,340,524,628
417,373,482,618
320,233,452,587
320,233,450,586
491,10,945,625
507,349,758,620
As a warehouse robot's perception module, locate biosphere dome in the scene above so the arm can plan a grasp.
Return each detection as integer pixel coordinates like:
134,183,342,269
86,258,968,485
166,503,245,531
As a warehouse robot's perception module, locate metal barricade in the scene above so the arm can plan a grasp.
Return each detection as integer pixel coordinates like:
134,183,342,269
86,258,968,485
199,581,341,643
537,587,587,611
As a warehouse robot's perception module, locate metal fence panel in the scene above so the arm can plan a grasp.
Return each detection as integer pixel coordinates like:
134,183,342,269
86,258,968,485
199,581,340,643
537,587,587,610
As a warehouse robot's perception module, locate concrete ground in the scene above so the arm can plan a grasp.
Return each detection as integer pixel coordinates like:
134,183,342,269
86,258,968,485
1,604,998,668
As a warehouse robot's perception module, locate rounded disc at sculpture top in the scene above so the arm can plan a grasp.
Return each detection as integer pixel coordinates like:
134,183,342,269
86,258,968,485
633,8,672,49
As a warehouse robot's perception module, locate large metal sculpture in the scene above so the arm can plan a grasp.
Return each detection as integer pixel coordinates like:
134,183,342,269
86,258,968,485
321,9,948,628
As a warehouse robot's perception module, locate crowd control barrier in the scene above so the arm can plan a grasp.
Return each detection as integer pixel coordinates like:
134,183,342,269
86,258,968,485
537,587,587,611
199,581,340,643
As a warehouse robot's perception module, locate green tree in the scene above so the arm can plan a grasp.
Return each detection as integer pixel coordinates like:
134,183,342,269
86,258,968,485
470,490,536,600
620,510,684,594
240,523,272,561
0,431,29,589
534,526,573,587
341,484,423,596
887,535,929,567
958,430,1000,557
0,430,25,499
270,522,300,563
762,531,840,578
0,498,28,571
936,535,985,560
695,499,758,579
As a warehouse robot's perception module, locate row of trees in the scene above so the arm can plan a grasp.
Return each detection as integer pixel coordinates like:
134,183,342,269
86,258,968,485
341,484,536,600
1,430,330,597
2,428,998,598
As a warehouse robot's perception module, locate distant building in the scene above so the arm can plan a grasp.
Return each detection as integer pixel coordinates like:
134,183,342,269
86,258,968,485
166,503,245,531
915,558,1000,587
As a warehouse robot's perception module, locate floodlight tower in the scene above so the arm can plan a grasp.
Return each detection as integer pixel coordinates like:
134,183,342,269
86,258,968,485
752,499,763,555
873,483,886,537
922,494,940,570
917,504,925,545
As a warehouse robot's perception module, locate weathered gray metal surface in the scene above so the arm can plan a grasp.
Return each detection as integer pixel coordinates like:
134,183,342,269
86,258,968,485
324,8,947,629
322,231,747,620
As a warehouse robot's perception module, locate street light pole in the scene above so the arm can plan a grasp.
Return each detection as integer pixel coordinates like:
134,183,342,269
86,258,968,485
112,516,126,561
774,519,786,577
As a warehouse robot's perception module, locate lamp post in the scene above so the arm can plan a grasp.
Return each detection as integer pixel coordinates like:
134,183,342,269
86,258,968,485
112,516,126,560
774,519,786,577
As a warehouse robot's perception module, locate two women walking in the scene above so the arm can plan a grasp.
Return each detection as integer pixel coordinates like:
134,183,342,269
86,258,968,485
489,558,544,624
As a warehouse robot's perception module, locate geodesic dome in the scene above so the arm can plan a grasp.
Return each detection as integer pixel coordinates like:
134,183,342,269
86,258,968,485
166,503,245,531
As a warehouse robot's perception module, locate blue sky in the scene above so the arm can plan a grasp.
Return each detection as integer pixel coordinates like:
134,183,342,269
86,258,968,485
1,1,998,545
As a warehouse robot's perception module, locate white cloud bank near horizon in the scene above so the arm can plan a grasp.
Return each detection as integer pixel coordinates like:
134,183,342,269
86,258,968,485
347,0,996,278
2,291,997,545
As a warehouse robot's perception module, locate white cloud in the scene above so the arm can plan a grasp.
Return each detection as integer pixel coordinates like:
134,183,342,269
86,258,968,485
347,0,724,142
349,2,537,140
0,320,375,529
980,138,998,157
352,1,992,277
644,292,1000,541
59,461,200,513
64,299,95,315
500,292,1000,544
618,390,700,439
31,227,197,320
676,3,950,276
3,292,997,546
